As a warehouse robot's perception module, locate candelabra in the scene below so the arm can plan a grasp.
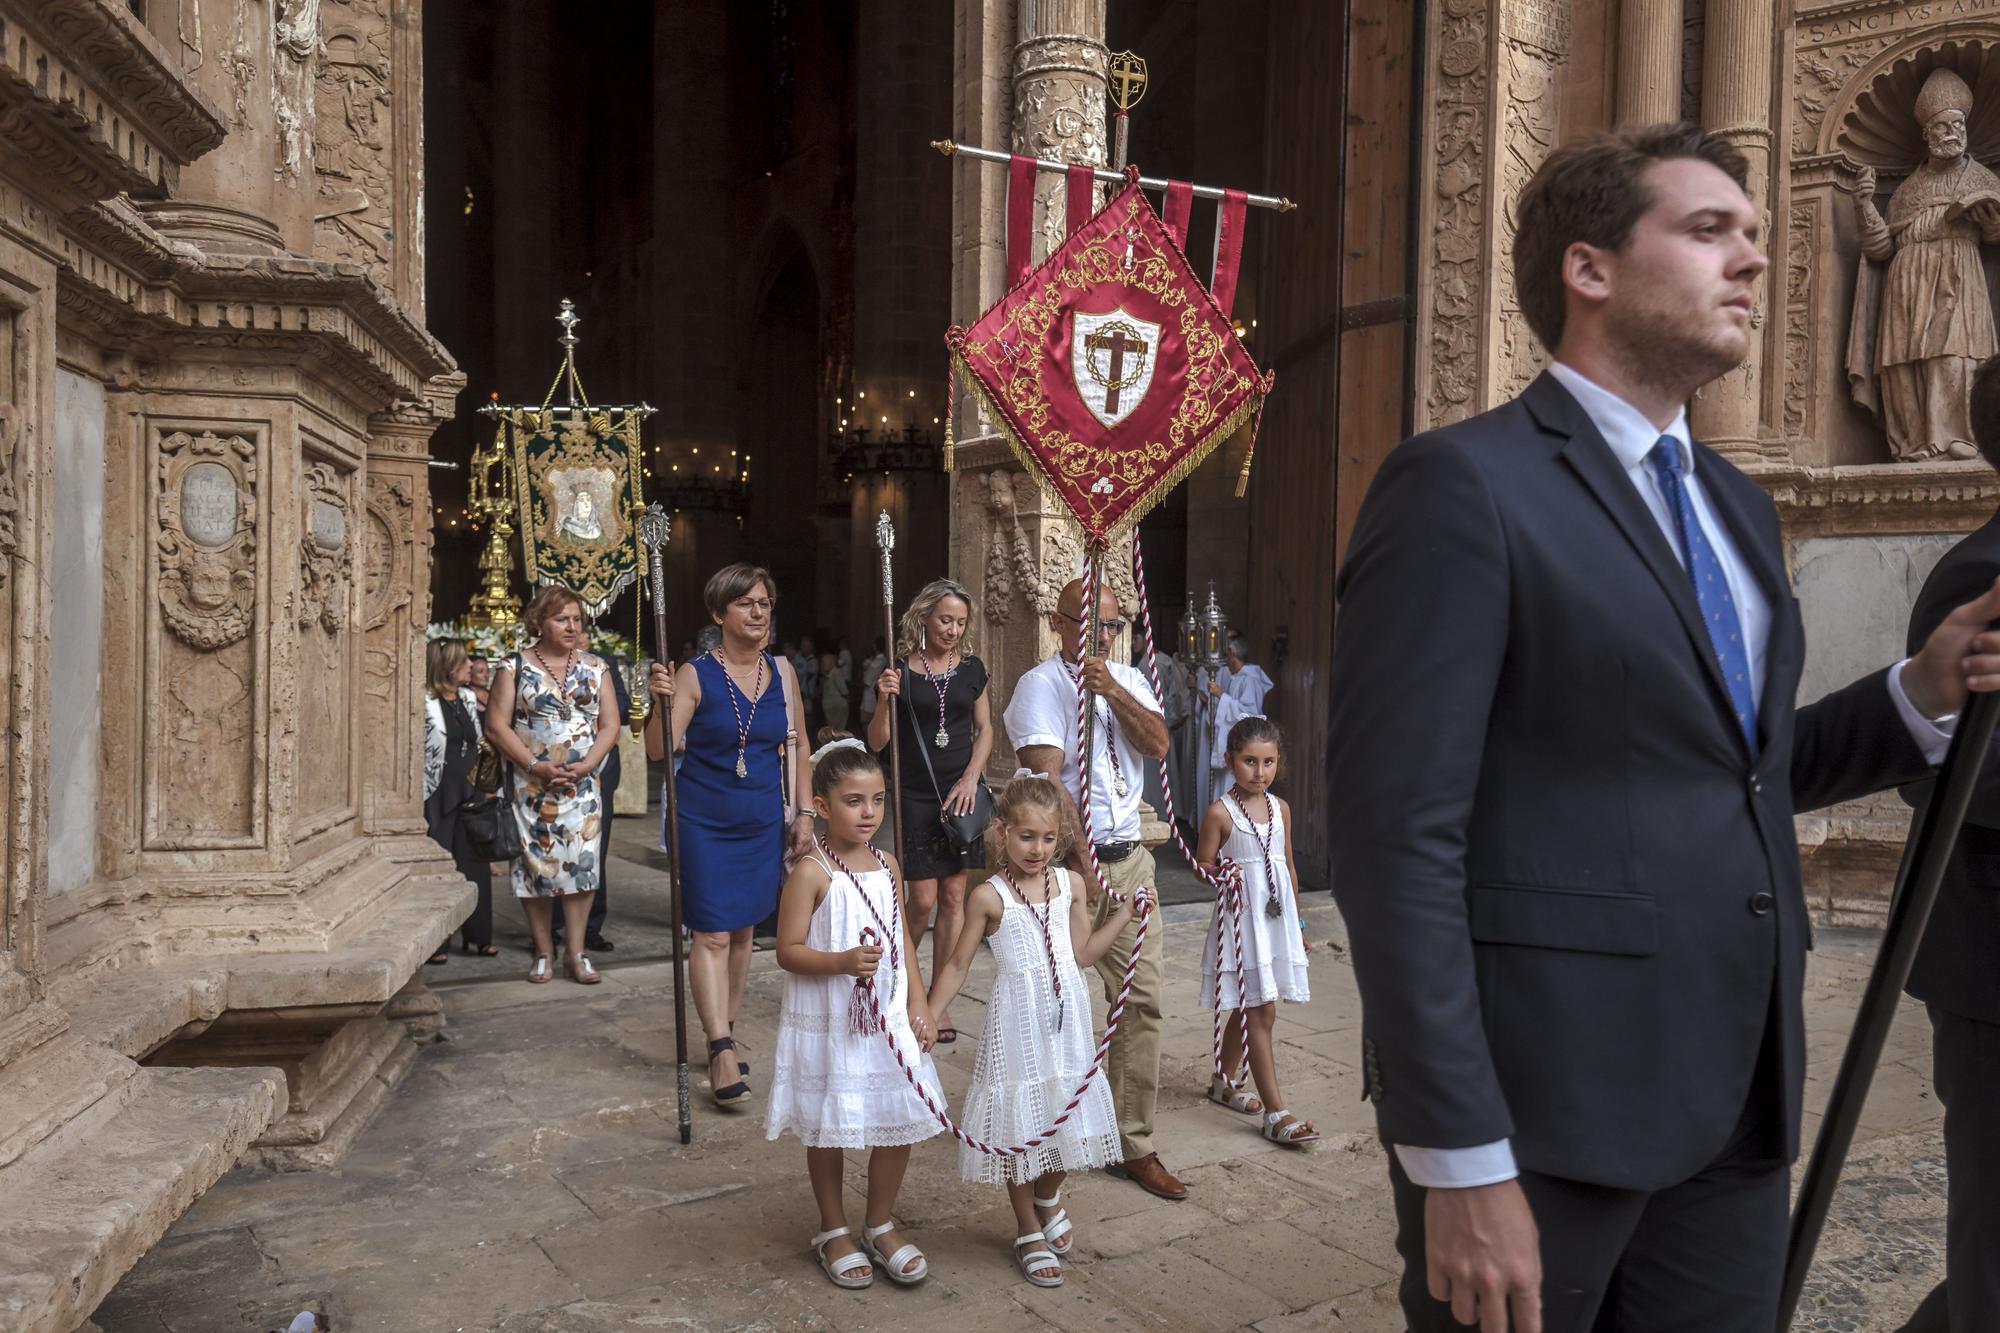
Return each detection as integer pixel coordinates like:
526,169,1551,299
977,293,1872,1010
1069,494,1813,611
464,405,520,629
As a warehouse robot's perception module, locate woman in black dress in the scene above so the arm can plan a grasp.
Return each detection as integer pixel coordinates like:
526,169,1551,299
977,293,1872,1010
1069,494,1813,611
867,578,993,1043
422,639,497,961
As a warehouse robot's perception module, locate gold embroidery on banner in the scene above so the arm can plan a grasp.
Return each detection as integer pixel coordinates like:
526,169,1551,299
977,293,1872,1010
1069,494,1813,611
957,190,1264,539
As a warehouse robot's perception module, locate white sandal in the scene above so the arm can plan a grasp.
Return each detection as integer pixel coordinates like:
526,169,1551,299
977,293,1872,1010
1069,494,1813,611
812,1227,874,1290
1014,1231,1064,1287
861,1219,927,1284
1031,1189,1074,1255
1262,1109,1321,1147
1207,1076,1262,1115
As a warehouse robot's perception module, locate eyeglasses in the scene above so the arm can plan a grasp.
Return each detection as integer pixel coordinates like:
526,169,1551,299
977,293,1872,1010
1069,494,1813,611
1055,611,1127,636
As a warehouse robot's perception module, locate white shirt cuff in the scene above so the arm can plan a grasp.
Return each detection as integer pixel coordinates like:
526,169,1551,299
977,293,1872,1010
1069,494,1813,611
1393,1139,1518,1189
1889,659,1956,765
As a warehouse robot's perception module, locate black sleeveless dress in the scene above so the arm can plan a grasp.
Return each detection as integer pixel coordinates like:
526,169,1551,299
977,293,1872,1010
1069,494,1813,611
890,654,989,880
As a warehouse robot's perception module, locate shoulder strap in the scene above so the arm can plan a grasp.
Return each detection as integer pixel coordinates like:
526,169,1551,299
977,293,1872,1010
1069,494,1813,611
901,664,950,804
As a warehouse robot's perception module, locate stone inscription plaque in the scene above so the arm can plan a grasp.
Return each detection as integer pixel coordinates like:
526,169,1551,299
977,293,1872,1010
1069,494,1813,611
312,498,347,551
1502,0,1571,55
181,462,241,548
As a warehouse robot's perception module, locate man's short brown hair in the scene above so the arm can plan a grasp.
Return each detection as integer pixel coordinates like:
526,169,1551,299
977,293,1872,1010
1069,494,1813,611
1512,122,1750,352
1970,355,2000,470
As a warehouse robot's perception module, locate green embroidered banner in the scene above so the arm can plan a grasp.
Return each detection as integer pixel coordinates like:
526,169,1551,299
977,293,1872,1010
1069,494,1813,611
502,409,647,618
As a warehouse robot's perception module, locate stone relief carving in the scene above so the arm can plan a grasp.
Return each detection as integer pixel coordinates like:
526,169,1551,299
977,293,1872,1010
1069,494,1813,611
276,0,322,60
1785,202,1817,439
0,400,18,590
1013,36,1109,258
979,469,1014,626
158,430,258,650
1493,27,1565,402
300,460,351,634
315,0,396,287
1848,67,2000,461
1425,0,1491,428
364,473,414,629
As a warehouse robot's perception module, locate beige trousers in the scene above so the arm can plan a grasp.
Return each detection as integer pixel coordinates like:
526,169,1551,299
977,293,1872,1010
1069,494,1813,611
1088,845,1165,1160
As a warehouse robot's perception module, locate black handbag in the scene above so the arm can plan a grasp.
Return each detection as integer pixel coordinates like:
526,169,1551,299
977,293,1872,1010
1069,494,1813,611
460,789,521,862
903,665,993,853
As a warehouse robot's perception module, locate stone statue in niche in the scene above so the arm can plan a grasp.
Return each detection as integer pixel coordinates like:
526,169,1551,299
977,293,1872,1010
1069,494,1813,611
1848,68,2000,462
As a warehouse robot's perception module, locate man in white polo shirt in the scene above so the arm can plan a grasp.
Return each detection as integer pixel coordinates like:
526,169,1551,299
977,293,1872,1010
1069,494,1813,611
1005,576,1181,1200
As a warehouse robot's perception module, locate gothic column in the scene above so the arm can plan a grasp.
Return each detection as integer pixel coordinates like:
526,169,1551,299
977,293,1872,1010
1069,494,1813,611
944,0,1111,770
1615,0,1682,125
1688,0,1774,458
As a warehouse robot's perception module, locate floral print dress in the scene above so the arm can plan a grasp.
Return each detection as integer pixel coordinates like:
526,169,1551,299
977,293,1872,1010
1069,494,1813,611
508,652,608,899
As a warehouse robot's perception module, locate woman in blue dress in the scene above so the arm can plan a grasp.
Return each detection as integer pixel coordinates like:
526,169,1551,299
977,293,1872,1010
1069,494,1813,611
646,563,812,1106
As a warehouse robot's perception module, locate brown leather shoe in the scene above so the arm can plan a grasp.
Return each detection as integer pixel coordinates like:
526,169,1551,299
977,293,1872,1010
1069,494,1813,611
1106,1153,1188,1201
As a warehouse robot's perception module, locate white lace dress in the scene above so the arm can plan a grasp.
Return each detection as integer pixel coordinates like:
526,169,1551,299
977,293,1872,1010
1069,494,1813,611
1199,795,1311,1009
764,855,945,1150
958,870,1122,1185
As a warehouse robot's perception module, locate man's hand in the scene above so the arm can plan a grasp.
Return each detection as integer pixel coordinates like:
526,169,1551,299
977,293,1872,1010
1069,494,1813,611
1905,576,2000,720
1425,1179,1542,1333
1077,656,1121,698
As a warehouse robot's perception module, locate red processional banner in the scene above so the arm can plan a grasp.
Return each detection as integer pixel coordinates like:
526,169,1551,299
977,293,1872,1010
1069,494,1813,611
948,173,1272,546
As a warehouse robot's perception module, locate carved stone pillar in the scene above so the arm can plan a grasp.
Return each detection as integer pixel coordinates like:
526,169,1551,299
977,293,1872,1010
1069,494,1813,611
1688,0,1774,459
1615,0,1683,125
363,378,457,835
142,0,315,255
1013,1,1110,263
314,0,429,317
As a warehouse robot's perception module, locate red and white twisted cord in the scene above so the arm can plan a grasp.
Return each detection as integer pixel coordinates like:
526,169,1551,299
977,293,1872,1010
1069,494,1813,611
1130,530,1252,1091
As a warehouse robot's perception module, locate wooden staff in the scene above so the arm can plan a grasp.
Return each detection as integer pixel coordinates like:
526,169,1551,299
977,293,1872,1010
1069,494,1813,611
876,512,905,882
1777,681,2000,1325
639,504,692,1146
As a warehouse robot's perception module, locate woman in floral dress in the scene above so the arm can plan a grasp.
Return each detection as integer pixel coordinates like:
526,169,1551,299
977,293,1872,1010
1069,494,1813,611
486,586,621,984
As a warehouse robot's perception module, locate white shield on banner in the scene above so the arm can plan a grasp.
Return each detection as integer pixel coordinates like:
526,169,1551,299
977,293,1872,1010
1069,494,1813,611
1071,308,1161,429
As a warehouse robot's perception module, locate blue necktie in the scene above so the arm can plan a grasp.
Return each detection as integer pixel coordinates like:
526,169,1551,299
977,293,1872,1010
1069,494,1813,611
1648,437,1757,749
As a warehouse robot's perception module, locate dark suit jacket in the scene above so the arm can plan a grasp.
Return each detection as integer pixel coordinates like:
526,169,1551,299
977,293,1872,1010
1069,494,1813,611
1903,511,2000,1025
601,658,631,794
1329,371,1932,1192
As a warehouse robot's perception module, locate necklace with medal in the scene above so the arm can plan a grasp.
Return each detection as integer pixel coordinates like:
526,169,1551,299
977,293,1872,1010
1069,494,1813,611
1001,865,1065,1031
1063,661,1129,798
1228,787,1285,918
711,648,766,780
530,647,576,721
916,646,958,749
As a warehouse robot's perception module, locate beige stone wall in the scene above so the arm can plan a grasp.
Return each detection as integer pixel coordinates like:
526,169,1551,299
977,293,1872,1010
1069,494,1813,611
0,3,471,1326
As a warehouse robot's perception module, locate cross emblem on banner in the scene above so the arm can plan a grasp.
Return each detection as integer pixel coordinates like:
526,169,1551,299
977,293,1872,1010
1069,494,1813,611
1086,324,1150,416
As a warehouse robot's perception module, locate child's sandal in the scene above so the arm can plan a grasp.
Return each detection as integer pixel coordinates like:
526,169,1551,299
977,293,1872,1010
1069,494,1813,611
1261,1109,1321,1147
1031,1189,1074,1255
860,1220,927,1285
1207,1077,1263,1115
812,1227,874,1290
1014,1231,1064,1287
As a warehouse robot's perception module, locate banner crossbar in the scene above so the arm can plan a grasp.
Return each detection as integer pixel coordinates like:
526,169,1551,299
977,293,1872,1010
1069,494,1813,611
931,138,1296,213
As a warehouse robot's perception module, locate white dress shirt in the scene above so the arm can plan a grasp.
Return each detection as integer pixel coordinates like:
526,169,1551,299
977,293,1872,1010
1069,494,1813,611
1396,362,1955,1192
1004,653,1163,842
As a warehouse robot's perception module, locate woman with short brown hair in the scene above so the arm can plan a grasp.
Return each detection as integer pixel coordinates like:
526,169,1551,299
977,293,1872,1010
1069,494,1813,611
423,638,495,961
646,562,810,1104
486,586,621,984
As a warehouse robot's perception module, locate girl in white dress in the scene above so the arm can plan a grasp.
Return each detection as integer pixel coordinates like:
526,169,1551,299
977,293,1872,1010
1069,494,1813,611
1197,717,1318,1147
927,774,1143,1288
766,736,944,1291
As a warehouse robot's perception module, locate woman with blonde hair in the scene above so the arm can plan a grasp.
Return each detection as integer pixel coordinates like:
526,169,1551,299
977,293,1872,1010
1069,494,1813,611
423,638,495,961
867,578,993,1044
486,586,622,984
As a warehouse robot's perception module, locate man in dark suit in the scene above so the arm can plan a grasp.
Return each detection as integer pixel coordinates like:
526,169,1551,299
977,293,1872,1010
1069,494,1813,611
1329,123,2000,1333
1897,355,2000,1333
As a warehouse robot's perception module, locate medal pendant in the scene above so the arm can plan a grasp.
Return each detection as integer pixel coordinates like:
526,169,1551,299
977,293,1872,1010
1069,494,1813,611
1265,895,1284,919
734,751,748,780
934,728,950,749
1113,774,1129,799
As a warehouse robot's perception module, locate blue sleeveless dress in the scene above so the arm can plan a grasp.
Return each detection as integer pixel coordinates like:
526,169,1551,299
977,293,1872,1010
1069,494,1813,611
673,652,789,932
